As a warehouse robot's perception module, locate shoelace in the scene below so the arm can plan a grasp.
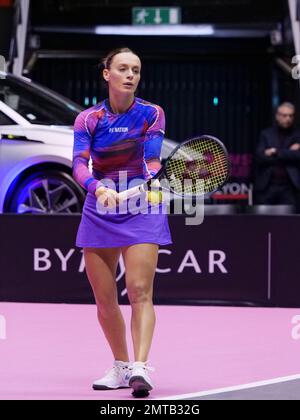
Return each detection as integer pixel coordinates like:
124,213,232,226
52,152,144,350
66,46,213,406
104,365,129,379
131,364,155,373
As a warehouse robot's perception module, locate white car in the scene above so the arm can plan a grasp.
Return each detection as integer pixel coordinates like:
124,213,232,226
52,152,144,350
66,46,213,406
0,71,177,213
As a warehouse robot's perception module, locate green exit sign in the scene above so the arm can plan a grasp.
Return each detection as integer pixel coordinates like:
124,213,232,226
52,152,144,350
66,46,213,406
132,7,181,25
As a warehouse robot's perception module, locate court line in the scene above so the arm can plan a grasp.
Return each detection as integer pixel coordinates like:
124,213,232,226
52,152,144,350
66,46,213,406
156,373,300,400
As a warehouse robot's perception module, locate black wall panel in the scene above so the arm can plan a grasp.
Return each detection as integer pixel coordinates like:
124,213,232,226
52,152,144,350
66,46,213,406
30,52,272,156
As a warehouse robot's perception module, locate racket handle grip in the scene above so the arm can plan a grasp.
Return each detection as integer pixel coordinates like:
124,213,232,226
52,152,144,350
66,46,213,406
118,183,147,201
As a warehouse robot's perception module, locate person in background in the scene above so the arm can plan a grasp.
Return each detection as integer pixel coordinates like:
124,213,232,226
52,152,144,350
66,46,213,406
255,102,300,209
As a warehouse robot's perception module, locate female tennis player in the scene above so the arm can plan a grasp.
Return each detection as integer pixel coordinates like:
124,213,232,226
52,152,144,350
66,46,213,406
72,47,172,396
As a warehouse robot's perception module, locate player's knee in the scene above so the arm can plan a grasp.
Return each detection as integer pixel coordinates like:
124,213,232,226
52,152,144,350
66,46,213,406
96,296,118,316
127,282,152,304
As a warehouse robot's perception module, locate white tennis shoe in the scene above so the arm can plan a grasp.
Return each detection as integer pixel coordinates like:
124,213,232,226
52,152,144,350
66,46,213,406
129,361,154,392
92,360,131,390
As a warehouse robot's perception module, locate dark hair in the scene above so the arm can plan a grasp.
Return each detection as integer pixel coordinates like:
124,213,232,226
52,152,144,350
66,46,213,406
102,47,138,70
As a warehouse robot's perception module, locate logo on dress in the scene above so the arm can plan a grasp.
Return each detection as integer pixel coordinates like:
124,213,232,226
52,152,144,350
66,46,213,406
109,127,129,133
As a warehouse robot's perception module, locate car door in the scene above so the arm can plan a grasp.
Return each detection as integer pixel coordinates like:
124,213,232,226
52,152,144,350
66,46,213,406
0,100,30,183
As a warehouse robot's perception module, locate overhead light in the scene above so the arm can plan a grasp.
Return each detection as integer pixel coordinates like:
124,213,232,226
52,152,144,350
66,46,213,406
34,24,271,38
94,25,215,36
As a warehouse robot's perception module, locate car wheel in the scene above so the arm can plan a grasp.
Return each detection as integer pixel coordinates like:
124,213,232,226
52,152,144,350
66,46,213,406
6,170,86,214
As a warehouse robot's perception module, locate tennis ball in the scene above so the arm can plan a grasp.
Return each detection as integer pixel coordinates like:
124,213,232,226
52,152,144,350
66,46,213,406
147,190,163,205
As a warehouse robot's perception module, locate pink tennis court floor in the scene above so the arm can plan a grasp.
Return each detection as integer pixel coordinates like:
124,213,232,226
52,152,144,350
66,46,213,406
0,303,299,400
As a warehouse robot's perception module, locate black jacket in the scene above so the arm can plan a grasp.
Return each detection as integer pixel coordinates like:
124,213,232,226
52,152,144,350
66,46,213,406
255,126,300,191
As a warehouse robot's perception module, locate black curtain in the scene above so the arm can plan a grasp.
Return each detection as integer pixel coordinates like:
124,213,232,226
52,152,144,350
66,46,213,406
0,7,13,59
31,53,272,156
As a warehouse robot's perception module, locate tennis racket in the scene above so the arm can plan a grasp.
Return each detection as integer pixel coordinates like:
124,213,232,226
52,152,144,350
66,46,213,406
118,135,230,201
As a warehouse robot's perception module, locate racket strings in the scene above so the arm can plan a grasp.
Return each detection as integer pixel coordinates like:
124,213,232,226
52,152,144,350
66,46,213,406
165,138,229,195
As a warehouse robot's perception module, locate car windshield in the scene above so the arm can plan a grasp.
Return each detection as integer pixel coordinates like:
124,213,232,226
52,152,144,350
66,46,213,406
0,75,83,125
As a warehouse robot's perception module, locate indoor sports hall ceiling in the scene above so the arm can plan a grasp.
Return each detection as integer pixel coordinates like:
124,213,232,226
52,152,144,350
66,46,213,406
31,0,286,25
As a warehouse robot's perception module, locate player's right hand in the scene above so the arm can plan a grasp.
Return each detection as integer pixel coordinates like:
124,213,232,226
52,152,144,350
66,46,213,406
95,186,119,209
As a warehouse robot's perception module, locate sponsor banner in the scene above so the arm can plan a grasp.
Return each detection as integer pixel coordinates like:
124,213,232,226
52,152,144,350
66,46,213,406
0,215,299,306
212,182,252,201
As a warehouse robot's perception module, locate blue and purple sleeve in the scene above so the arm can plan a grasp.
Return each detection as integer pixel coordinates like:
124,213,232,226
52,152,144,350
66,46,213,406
72,111,99,195
144,105,165,177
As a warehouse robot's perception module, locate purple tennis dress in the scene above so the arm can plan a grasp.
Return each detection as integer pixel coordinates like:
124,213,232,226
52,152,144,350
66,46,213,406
73,97,172,248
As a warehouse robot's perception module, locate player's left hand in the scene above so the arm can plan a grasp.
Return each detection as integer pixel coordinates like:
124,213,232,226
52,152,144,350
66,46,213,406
145,180,163,205
146,190,163,205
